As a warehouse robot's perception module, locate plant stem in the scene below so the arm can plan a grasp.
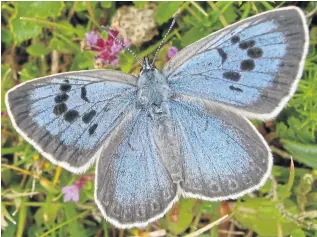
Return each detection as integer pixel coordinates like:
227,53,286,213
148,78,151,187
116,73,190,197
208,2,228,26
39,210,91,237
20,17,76,33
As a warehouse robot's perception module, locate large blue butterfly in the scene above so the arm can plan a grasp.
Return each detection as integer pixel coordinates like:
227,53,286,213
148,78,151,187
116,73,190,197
5,7,309,228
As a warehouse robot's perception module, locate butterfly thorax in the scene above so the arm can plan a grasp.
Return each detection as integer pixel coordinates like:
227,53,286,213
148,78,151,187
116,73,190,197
137,68,173,118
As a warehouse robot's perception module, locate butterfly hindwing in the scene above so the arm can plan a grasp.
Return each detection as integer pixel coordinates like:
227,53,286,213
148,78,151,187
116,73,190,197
95,110,178,228
170,95,272,200
164,7,309,120
6,70,137,173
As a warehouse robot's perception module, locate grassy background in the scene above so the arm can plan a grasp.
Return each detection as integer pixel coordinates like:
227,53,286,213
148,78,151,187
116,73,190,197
1,1,317,237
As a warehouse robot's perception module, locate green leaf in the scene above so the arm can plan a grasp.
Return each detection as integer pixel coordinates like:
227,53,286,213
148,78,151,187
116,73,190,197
74,2,87,12
70,52,95,71
55,20,77,37
54,31,79,53
74,25,86,38
1,29,13,47
133,1,148,8
83,179,94,200
119,52,135,73
282,139,317,168
15,2,64,18
49,37,72,53
277,122,295,140
1,216,17,237
75,2,97,12
155,2,182,25
164,198,196,235
277,116,316,144
291,229,306,237
34,203,62,226
26,225,38,237
134,1,147,8
64,202,87,237
10,2,65,44
10,17,42,45
234,199,299,236
171,39,182,49
310,27,317,41
19,61,40,81
27,42,51,57
182,27,210,46
101,1,112,9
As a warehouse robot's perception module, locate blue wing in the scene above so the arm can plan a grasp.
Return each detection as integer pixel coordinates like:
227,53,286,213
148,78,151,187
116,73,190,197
5,70,137,173
95,110,178,228
163,7,309,120
170,95,272,200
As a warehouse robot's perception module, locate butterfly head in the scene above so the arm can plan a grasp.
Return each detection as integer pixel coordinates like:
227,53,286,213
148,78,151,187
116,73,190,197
141,56,155,73
143,56,153,70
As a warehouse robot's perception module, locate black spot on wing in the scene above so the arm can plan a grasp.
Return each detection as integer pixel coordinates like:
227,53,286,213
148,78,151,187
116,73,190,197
60,83,71,92
54,93,69,103
241,59,255,71
229,85,243,92
204,120,209,132
231,35,240,44
81,87,89,102
53,103,68,115
247,47,263,58
82,110,96,124
64,110,79,122
88,123,98,135
239,40,255,50
223,71,241,81
217,48,227,64
128,142,135,151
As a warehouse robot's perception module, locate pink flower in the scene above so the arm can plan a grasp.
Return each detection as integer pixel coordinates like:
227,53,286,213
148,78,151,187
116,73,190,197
167,46,178,61
85,31,100,46
62,175,92,203
62,185,80,202
83,29,131,68
111,43,122,55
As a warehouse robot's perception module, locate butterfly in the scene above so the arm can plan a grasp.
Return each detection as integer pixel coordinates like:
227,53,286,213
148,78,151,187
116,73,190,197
5,6,309,229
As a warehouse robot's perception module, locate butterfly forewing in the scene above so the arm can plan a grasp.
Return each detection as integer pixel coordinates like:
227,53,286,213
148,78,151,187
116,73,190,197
6,70,137,173
164,7,309,120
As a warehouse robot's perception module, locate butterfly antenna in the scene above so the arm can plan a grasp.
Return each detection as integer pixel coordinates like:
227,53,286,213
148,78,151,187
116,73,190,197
151,12,179,67
101,26,143,66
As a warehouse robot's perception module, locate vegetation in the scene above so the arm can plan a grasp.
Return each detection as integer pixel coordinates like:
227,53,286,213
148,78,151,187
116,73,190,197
1,2,317,237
